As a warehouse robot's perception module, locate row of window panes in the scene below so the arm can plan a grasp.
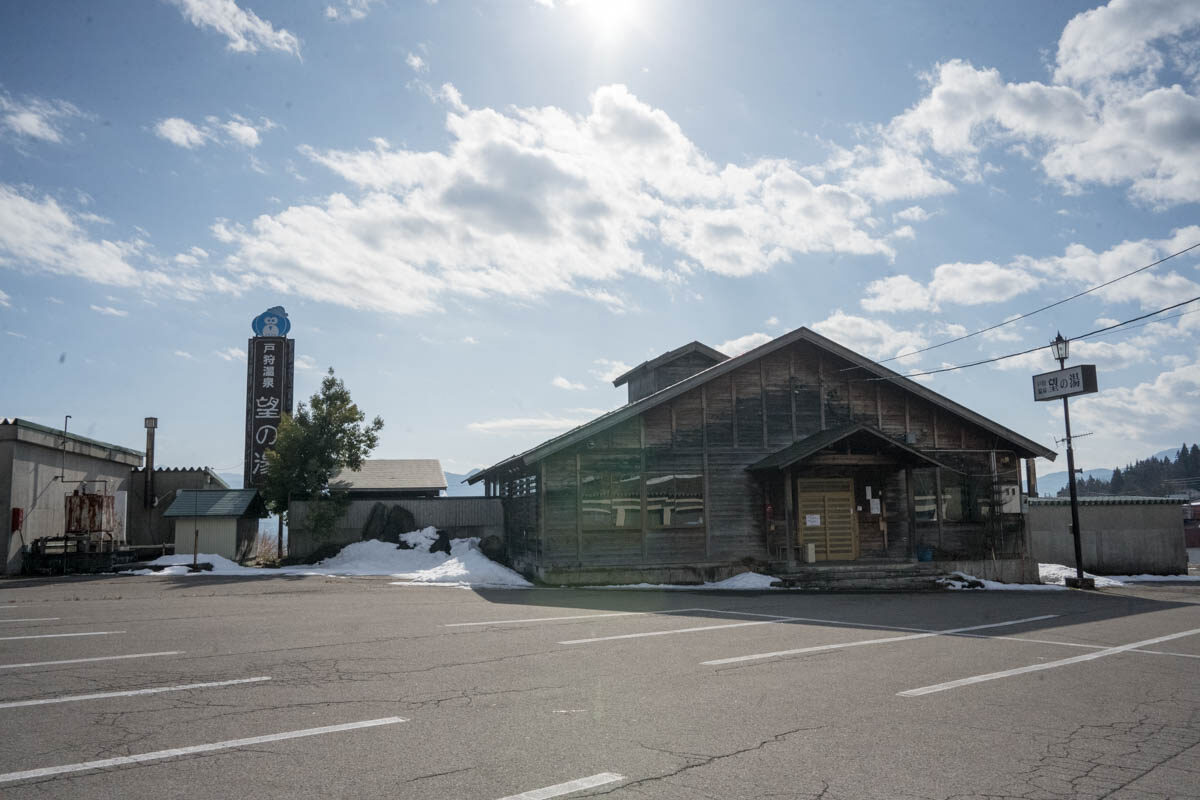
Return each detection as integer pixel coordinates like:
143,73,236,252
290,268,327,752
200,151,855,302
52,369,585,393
580,471,703,529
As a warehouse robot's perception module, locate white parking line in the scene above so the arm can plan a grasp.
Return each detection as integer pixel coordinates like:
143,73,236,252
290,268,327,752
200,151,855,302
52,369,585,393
0,676,272,709
955,633,1200,659
0,651,184,670
0,716,408,784
446,607,710,627
496,772,626,799
898,626,1200,697
0,618,60,624
0,631,124,642
701,615,1059,665
559,612,939,646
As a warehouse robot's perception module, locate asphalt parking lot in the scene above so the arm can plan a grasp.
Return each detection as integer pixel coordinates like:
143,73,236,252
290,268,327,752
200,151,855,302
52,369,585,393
0,576,1197,799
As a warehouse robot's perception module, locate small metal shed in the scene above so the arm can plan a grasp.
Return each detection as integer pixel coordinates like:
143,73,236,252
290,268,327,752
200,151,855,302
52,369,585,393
164,489,266,562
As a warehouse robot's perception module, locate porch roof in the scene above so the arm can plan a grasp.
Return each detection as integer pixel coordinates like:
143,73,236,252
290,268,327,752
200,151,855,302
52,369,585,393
746,423,951,473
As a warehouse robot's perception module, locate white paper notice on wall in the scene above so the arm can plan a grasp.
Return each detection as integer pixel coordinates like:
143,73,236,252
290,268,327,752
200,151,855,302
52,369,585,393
805,514,821,526
870,498,881,515
865,486,872,499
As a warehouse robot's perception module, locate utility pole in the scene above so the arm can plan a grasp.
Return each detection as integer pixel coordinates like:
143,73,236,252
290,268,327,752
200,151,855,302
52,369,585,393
1051,332,1094,590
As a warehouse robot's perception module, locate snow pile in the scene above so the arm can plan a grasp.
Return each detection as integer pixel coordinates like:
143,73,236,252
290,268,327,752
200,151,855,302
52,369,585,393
940,563,1200,591
131,527,532,588
939,571,1066,591
587,571,780,591
1039,563,1200,586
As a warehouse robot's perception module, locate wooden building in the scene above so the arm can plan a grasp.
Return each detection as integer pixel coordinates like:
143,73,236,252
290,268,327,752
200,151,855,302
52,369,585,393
469,327,1056,585
166,489,266,562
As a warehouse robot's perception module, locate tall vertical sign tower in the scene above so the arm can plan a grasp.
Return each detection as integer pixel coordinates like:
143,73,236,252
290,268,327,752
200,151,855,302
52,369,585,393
244,306,295,489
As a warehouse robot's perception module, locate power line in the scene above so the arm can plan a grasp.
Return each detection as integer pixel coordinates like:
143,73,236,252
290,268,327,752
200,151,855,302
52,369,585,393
1072,305,1200,342
853,295,1200,382
859,241,1200,369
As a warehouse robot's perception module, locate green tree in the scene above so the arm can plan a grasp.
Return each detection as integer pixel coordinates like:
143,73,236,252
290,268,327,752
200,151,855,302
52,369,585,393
262,368,384,543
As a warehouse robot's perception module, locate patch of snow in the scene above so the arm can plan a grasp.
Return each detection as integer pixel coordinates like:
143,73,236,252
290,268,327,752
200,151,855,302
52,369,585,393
1038,563,1200,586
939,571,1066,591
585,571,780,591
130,528,532,588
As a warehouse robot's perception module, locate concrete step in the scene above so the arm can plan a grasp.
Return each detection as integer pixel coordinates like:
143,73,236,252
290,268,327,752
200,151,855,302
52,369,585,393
769,561,948,591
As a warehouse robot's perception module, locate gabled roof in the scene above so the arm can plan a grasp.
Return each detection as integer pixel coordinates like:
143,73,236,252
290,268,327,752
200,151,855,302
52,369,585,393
164,489,264,518
746,424,952,472
470,327,1056,484
611,341,728,387
330,459,447,492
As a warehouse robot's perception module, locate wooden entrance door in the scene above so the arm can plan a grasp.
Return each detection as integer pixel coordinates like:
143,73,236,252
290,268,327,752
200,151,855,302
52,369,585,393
795,478,858,561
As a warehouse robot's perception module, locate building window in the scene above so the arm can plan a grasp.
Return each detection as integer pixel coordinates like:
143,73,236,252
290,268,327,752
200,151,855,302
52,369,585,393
580,469,642,529
646,473,704,529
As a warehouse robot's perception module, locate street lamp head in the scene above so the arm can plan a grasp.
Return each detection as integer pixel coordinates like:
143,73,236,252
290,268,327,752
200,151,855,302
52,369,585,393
1052,331,1069,362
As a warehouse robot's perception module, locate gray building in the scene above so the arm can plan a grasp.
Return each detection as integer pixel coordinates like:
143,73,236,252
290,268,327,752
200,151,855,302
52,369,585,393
329,459,448,499
127,467,229,549
1,418,143,574
166,489,266,562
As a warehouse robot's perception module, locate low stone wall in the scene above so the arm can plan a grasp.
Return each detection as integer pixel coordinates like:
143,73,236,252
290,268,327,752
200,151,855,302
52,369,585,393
288,497,503,562
935,556,1039,584
1027,498,1186,575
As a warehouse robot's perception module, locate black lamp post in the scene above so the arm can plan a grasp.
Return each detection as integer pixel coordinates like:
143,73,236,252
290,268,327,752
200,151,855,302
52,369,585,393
1052,332,1092,589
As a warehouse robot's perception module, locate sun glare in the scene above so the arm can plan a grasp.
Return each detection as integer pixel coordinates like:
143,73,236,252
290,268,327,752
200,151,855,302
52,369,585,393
576,0,646,46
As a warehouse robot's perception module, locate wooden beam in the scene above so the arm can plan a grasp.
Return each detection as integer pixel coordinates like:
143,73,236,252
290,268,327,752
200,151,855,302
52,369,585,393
1025,458,1039,498
731,374,739,448
701,383,711,560
783,468,794,565
807,454,899,466
875,383,882,429
904,395,911,436
575,452,582,567
760,358,768,448
904,467,917,560
818,351,826,431
788,346,797,441
640,415,648,563
934,467,944,551
536,460,546,565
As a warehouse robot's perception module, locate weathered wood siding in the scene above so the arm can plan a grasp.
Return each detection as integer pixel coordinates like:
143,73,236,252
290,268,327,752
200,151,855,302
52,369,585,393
530,340,1025,570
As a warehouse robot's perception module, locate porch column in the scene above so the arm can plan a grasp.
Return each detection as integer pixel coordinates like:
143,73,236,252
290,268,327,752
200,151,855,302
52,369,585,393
783,469,795,565
904,467,917,560
1025,458,1038,497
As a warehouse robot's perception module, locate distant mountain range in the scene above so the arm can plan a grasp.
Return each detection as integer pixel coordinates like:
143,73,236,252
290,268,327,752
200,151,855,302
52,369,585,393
444,469,483,496
1036,447,1178,496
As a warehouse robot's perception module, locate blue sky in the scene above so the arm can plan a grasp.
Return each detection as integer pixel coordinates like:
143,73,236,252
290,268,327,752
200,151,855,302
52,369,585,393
1,0,1198,480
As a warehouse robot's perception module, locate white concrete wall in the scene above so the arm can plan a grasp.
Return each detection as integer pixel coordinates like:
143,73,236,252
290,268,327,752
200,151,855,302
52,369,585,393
173,518,238,560
1028,502,1186,575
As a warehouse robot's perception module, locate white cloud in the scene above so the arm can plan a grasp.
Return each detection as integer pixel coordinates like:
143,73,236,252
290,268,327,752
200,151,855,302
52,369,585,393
0,183,169,289
295,354,317,370
715,332,773,357
174,350,195,359
154,117,210,148
810,310,929,362
90,304,128,317
0,91,84,144
888,225,916,240
462,335,478,345
1071,353,1200,445
551,376,587,391
155,114,272,149
223,118,261,147
861,274,934,312
406,53,428,73
0,288,8,307
466,415,592,434
168,0,300,56
214,346,247,361
764,315,780,328
46,296,63,304
6,330,27,339
893,205,931,223
214,84,894,315
591,358,632,383
1054,0,1200,88
325,0,380,21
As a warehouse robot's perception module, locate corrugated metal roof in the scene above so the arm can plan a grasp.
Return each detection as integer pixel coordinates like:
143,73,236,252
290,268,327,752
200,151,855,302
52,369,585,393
163,489,263,518
330,459,447,491
1027,495,1186,506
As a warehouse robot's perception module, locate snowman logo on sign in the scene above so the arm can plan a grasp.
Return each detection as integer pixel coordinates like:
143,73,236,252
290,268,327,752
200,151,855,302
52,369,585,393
251,306,291,337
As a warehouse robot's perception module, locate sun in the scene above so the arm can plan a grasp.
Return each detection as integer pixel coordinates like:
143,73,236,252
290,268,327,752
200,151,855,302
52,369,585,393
576,0,646,45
